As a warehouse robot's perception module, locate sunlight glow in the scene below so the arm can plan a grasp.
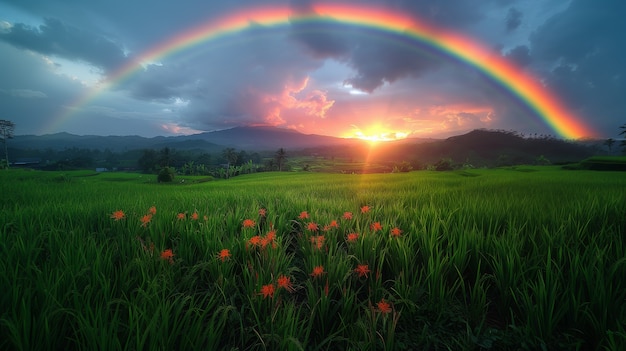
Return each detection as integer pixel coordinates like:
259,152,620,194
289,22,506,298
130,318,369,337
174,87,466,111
346,129,409,142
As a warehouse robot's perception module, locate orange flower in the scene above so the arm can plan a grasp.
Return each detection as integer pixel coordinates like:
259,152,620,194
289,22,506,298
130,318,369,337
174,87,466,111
218,248,231,262
260,236,271,249
377,299,392,314
191,212,199,220
328,220,339,228
111,210,125,221
306,222,319,231
277,274,294,293
148,206,157,215
390,227,403,237
343,212,353,220
177,213,186,220
140,214,152,227
370,222,383,232
310,235,325,250
346,232,359,243
242,219,256,228
260,284,275,299
265,230,276,242
298,211,309,219
310,265,325,278
258,208,267,217
248,235,262,248
360,205,370,214
160,249,174,264
354,264,371,278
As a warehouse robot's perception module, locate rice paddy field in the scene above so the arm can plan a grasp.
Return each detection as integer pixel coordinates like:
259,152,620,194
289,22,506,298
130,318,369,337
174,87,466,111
1,167,625,350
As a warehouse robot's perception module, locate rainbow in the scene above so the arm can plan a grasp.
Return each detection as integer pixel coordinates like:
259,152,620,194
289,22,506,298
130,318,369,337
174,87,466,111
47,3,597,139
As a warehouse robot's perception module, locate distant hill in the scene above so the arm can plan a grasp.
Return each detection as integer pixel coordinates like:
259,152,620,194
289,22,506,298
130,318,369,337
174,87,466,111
11,126,360,152
179,126,358,150
295,129,598,168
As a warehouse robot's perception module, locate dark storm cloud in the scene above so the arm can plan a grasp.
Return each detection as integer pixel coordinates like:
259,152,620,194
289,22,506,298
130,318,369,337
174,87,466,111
504,45,531,67
529,0,626,135
505,7,523,32
0,18,127,72
288,0,517,93
344,35,443,93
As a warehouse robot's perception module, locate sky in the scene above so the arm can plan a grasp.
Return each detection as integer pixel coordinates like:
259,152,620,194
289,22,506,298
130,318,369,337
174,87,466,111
0,0,623,140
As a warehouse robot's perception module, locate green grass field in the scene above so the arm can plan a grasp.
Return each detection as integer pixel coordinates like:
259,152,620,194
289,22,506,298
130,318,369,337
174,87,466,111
1,168,625,350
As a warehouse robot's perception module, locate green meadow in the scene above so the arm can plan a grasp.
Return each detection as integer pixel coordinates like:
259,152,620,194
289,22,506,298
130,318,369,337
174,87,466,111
1,167,625,350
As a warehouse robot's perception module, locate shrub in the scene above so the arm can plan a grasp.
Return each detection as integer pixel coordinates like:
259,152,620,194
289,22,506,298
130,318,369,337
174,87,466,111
157,167,175,182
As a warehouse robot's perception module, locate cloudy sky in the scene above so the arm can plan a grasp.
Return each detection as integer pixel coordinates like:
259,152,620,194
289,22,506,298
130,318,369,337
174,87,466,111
0,0,623,140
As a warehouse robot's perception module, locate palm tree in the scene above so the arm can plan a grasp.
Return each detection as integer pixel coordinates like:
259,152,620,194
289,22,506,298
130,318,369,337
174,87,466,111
274,148,287,171
0,119,15,169
222,148,238,178
604,138,615,154
618,123,626,153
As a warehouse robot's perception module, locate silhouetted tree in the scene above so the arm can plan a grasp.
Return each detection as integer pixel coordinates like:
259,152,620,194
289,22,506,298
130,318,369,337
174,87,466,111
604,138,615,154
138,149,158,173
275,148,287,171
619,124,626,154
0,119,15,168
158,147,173,167
222,148,238,178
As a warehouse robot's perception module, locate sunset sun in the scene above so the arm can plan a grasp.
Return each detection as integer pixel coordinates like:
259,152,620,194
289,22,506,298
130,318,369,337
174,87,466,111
348,129,409,143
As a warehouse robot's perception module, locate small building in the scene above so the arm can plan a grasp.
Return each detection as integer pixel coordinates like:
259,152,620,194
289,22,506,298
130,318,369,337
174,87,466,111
12,158,42,168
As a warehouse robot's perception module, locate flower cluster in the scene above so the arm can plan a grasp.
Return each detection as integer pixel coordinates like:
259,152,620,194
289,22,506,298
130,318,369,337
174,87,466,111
111,205,402,316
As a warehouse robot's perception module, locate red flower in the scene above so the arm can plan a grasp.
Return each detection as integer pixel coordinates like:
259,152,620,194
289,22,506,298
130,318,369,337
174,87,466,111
260,284,275,299
328,220,339,229
298,211,309,219
306,222,319,232
370,222,383,232
177,213,186,220
310,235,325,250
377,299,392,314
160,249,174,264
110,210,125,221
260,236,271,249
354,264,371,278
390,227,402,237
277,275,294,293
346,232,359,243
242,219,256,228
148,206,157,215
248,235,262,248
360,205,370,214
259,208,267,217
191,212,199,220
265,230,276,242
218,249,231,262
342,212,353,220
310,265,325,278
140,214,152,227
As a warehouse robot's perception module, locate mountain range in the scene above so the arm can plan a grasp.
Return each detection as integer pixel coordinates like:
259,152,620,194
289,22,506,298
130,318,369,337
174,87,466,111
9,126,600,167
11,126,375,152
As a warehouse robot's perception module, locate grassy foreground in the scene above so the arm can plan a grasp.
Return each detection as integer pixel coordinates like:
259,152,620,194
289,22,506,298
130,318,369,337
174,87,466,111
1,168,625,350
